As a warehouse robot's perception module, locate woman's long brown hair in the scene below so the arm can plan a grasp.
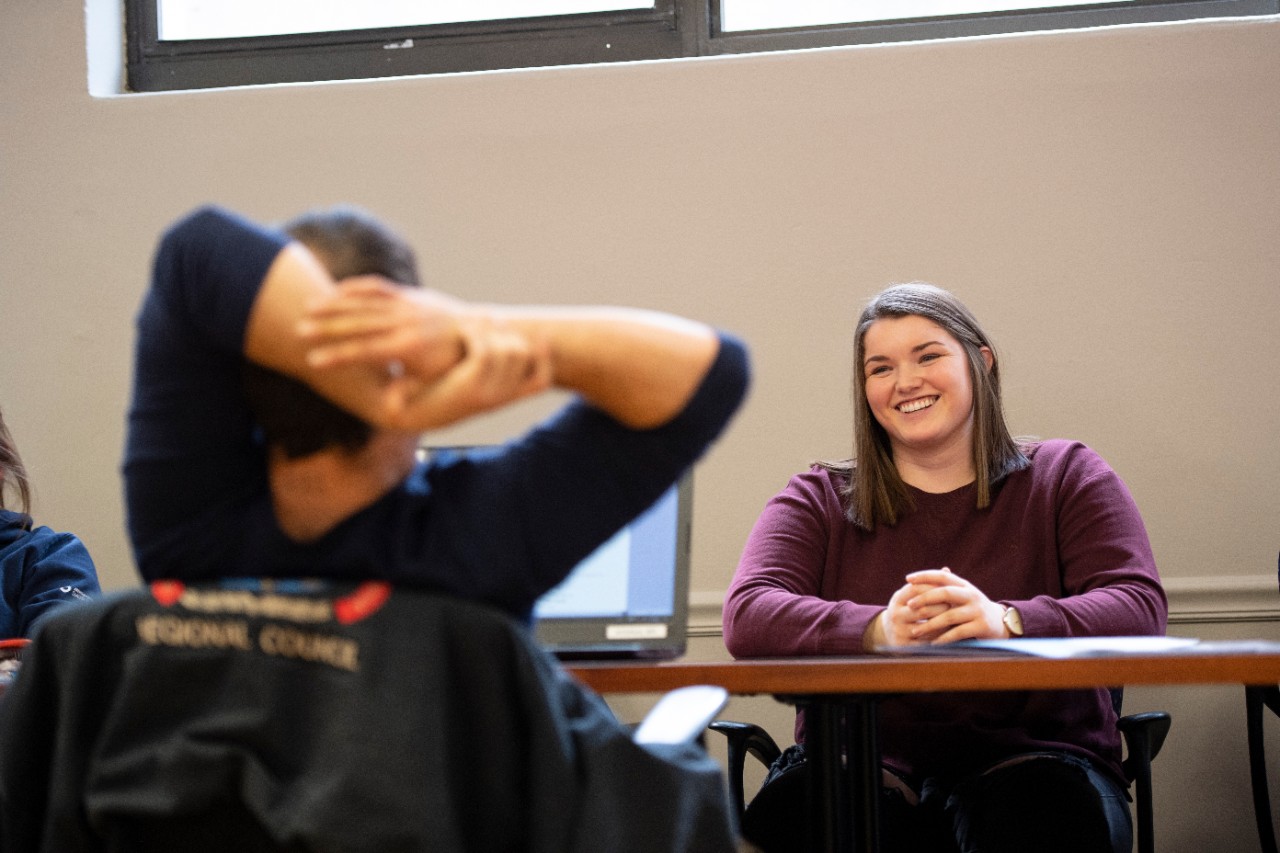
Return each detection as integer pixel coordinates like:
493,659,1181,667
821,282,1028,530
0,406,32,524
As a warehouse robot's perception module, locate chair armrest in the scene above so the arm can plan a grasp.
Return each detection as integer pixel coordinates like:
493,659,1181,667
708,720,783,816
1117,711,1172,781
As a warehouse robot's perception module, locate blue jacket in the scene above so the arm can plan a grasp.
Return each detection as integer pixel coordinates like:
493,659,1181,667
0,510,100,638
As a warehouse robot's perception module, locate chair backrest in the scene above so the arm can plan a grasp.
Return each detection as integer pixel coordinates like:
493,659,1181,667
0,582,735,853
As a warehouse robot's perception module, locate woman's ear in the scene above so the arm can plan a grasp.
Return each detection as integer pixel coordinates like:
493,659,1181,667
980,346,994,372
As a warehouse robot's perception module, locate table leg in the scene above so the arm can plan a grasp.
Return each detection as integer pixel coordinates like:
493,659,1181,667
806,700,850,851
846,698,881,853
800,696,882,853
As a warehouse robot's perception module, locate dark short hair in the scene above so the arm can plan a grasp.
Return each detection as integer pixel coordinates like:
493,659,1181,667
822,282,1028,529
0,405,33,525
243,206,420,460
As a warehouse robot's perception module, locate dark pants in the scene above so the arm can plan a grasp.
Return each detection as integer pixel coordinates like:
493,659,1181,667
741,747,1132,853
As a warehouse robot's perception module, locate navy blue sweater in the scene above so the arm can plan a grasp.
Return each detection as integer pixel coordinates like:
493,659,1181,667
124,206,749,616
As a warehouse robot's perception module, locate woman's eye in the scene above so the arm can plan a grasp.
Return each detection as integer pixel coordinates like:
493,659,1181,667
920,352,941,363
867,365,890,377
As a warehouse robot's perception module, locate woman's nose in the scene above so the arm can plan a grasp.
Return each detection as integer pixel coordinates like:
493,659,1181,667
896,363,922,390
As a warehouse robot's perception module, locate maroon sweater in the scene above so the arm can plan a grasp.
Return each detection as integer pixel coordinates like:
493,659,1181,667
723,440,1166,785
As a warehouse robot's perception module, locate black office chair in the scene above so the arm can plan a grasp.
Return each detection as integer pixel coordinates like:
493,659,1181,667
0,582,736,853
712,691,1171,853
1247,684,1280,853
1117,704,1174,853
1246,551,1280,853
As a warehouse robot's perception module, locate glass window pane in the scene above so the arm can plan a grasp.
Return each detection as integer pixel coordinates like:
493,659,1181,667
721,0,1138,32
157,0,654,41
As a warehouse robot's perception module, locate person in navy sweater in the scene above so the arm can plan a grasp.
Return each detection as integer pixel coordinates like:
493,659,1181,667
124,205,749,619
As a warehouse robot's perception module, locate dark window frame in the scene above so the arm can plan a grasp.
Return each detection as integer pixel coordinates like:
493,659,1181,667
126,1,697,91
125,0,1279,92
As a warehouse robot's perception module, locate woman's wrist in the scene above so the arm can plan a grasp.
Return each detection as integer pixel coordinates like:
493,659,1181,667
863,610,888,651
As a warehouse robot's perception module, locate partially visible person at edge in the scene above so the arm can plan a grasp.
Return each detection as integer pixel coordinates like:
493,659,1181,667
0,407,101,639
723,282,1164,853
123,204,749,621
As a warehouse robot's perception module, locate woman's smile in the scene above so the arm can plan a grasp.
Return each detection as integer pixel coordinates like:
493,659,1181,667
896,395,939,414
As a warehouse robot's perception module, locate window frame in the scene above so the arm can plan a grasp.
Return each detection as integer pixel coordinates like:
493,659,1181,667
125,0,697,91
706,0,1278,55
124,0,1278,92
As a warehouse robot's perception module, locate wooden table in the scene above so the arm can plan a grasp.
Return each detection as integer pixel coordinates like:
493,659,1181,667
570,642,1280,853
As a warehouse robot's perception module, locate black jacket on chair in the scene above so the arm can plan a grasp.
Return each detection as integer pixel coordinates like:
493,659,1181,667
0,582,735,853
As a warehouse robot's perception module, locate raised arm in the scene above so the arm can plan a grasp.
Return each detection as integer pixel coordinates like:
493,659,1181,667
241,249,541,433
493,306,718,429
297,280,719,431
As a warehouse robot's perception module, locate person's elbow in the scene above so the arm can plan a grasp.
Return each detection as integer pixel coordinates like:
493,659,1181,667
720,588,766,659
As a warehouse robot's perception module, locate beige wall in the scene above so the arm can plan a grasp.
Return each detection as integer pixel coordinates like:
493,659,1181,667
3,5,1279,850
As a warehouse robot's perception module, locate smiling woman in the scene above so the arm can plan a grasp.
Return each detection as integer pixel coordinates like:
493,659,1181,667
849,283,1020,525
722,281,1167,853
861,313,988,494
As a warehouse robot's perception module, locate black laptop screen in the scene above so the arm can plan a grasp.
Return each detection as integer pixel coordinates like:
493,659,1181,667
533,474,692,660
534,482,680,619
421,444,692,660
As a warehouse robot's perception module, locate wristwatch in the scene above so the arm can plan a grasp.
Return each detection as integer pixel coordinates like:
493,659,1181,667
1001,604,1024,637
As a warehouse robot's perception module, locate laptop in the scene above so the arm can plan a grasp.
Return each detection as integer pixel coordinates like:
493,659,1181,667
533,473,693,660
420,446,693,660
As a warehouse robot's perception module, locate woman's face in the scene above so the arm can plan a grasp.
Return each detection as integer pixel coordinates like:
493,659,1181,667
861,314,989,462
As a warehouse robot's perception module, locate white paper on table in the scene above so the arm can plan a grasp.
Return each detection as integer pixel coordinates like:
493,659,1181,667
881,636,1203,658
